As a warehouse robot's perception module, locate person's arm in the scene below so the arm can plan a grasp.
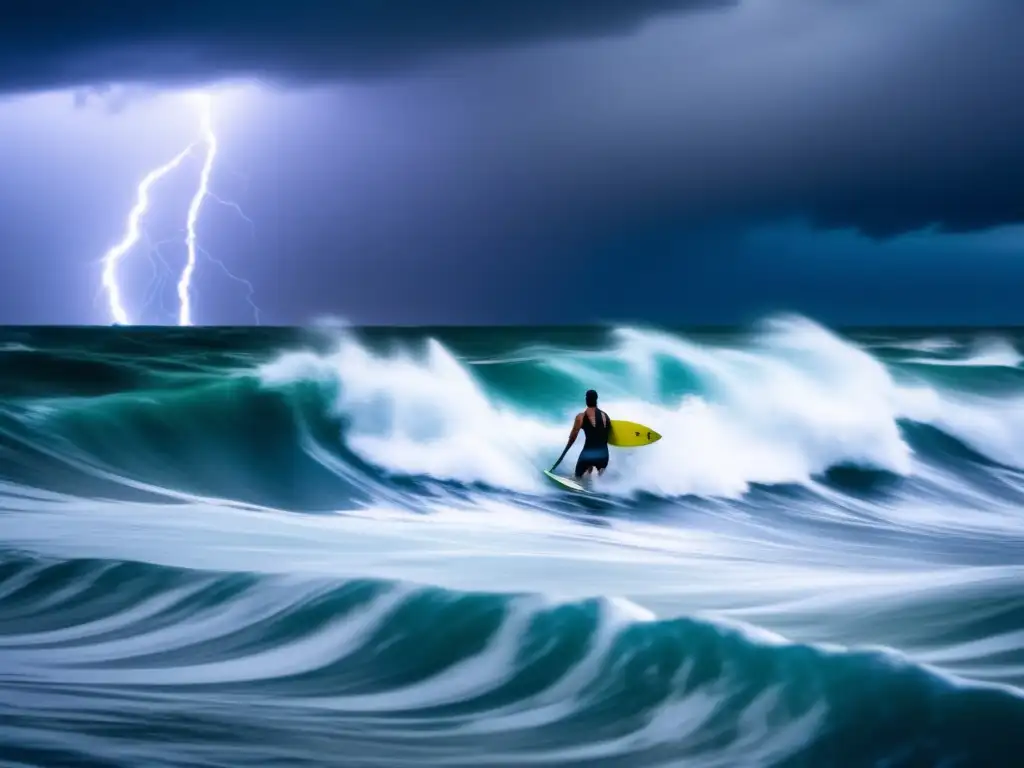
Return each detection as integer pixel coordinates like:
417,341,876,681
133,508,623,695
550,413,583,471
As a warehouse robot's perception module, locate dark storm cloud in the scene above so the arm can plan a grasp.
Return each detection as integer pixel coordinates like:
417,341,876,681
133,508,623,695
0,0,730,94
4,0,1024,321
371,0,1024,240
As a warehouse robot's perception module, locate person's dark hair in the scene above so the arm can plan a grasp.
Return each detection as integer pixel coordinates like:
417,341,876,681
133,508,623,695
585,389,598,408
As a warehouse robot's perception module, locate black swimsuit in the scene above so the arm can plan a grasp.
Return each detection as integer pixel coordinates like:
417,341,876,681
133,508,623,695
575,408,610,478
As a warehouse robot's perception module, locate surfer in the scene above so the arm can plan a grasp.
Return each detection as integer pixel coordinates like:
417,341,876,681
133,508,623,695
551,389,610,480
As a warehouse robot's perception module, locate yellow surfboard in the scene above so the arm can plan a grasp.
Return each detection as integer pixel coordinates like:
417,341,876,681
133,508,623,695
608,420,661,448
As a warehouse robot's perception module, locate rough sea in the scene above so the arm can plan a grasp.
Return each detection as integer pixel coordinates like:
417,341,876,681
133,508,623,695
1,315,1023,767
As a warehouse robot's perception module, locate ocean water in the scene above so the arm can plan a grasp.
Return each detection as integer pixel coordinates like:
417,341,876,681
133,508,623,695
1,315,1023,767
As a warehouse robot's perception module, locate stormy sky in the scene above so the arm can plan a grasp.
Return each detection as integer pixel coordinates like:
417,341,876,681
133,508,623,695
1,0,1022,325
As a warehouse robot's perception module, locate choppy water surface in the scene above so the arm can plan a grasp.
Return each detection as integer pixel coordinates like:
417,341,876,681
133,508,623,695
1,317,1023,766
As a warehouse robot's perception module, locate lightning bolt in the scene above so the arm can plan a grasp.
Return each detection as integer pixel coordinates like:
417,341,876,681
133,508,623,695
100,148,193,326
178,92,215,327
100,91,259,326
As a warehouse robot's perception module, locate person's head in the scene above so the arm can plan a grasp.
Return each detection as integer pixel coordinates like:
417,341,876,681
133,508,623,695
585,389,598,408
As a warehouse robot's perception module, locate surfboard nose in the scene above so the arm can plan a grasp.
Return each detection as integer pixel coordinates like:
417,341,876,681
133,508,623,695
609,420,661,447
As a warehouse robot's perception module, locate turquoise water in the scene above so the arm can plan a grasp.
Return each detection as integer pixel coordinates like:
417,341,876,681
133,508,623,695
1,315,1023,766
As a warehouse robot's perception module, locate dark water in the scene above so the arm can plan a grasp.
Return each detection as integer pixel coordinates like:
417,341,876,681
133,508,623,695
1,316,1023,766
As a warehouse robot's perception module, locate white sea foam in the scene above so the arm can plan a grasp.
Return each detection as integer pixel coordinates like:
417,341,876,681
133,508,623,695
259,315,1024,499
